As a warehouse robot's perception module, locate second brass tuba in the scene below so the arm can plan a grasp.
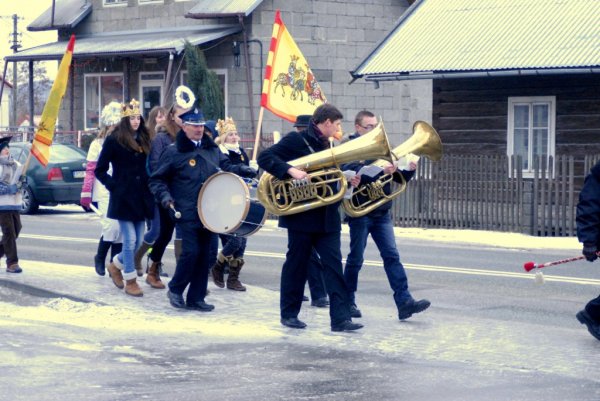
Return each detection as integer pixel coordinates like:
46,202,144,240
257,121,394,216
342,121,442,218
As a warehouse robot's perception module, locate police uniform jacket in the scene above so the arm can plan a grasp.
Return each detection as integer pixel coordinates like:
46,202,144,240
257,123,341,233
149,130,250,223
577,160,600,246
343,132,414,218
95,134,154,222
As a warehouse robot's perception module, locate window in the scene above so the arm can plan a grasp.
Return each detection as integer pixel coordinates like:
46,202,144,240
84,73,124,129
139,0,163,3
103,0,127,6
139,72,164,118
507,96,556,177
180,69,228,116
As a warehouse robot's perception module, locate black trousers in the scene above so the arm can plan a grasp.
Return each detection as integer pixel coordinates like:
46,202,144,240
0,211,21,266
168,221,211,303
149,205,175,263
281,229,351,326
586,296,600,321
307,249,327,300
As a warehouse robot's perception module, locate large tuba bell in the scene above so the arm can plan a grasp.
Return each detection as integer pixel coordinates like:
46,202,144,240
342,121,442,218
257,121,394,216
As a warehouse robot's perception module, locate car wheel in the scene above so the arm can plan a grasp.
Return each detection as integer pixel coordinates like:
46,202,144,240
20,184,39,214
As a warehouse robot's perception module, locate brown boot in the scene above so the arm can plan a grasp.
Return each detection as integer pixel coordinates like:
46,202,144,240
146,261,166,289
107,261,124,289
134,241,152,277
211,252,229,288
125,278,143,297
174,239,182,263
227,258,247,291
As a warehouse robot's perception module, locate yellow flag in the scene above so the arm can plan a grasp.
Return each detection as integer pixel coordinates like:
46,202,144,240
31,35,75,167
261,10,326,123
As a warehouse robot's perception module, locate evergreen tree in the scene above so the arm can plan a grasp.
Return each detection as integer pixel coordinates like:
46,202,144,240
184,42,224,121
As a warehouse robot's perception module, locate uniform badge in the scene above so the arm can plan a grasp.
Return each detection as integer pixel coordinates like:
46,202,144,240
189,159,196,167
240,154,245,162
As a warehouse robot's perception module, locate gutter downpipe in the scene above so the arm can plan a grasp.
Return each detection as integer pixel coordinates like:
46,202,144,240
239,15,256,136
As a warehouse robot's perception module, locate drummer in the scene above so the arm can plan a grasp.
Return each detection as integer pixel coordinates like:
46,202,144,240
148,104,258,311
209,117,252,292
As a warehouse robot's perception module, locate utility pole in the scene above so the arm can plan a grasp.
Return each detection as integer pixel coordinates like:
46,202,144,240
9,14,22,128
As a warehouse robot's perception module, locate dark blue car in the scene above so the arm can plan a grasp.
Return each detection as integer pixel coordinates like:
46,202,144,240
9,142,87,214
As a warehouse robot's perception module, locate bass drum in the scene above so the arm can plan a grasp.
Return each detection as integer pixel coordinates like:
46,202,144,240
198,171,266,237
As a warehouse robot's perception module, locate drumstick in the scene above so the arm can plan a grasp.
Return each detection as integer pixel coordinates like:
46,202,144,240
89,203,103,216
169,204,182,219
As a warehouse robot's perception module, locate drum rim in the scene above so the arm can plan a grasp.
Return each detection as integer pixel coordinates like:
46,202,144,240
242,202,268,236
197,171,251,234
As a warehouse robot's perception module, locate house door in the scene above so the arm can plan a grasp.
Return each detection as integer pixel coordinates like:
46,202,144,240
139,72,165,119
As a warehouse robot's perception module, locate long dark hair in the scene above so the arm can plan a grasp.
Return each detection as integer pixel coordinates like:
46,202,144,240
147,106,168,139
113,116,151,154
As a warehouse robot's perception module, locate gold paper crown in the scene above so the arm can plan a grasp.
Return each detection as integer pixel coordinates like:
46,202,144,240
216,117,238,139
121,99,141,118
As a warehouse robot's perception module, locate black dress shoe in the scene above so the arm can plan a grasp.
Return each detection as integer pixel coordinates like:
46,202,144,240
331,320,363,332
311,297,330,308
302,295,309,302
350,304,362,318
281,317,307,329
94,255,105,276
167,291,186,309
576,310,600,341
398,299,431,320
187,300,215,312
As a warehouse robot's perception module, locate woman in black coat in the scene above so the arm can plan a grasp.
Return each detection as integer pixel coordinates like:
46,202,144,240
95,100,154,297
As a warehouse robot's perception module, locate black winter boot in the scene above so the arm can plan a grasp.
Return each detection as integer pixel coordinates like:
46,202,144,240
94,237,112,276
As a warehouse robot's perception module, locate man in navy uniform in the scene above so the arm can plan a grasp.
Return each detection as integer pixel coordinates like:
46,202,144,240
149,105,257,311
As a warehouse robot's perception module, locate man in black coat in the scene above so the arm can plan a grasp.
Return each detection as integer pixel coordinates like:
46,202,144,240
575,160,600,341
148,106,256,311
258,104,362,332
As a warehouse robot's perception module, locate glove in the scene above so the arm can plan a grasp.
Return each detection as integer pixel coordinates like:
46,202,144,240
582,244,598,262
80,196,92,209
161,198,174,210
239,165,258,178
7,184,18,195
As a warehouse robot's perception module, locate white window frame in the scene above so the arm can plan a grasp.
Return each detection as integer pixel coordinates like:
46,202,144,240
180,69,229,117
507,96,556,178
138,0,164,4
139,71,165,118
84,73,124,130
103,0,127,7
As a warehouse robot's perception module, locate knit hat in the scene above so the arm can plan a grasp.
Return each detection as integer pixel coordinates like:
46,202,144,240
203,120,217,139
215,117,237,144
100,101,122,127
0,136,12,152
294,114,311,128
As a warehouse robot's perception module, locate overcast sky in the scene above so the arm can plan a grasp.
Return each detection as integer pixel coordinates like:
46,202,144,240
0,0,58,81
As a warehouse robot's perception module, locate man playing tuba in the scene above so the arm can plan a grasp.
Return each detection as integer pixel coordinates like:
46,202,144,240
343,110,431,321
257,104,362,332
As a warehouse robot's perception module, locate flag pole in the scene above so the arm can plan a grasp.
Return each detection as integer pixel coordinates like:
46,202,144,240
251,106,265,162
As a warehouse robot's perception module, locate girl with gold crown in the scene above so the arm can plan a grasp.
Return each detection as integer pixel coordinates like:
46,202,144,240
210,117,251,291
95,99,154,297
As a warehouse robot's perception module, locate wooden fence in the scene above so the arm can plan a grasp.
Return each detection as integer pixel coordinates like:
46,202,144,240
391,154,600,236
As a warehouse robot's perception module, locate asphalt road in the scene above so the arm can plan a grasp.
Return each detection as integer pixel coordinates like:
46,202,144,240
1,205,600,401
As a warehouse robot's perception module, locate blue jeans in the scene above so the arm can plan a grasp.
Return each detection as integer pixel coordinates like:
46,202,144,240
117,220,145,280
344,211,412,307
143,204,161,244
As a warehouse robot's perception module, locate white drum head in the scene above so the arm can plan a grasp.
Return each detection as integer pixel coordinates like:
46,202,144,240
198,172,249,233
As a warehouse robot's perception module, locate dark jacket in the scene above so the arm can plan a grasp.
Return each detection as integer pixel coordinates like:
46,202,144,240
219,145,250,167
149,130,251,223
577,161,600,245
343,132,415,218
148,128,175,174
95,134,154,222
257,124,341,233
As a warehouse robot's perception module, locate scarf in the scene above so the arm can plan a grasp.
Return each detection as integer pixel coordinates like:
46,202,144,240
311,121,331,149
0,154,16,184
223,143,241,154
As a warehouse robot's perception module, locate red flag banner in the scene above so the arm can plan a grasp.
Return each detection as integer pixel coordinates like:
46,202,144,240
260,10,327,123
31,35,75,167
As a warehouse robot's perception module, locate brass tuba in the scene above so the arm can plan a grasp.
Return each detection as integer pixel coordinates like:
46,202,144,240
257,121,394,216
342,121,442,218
